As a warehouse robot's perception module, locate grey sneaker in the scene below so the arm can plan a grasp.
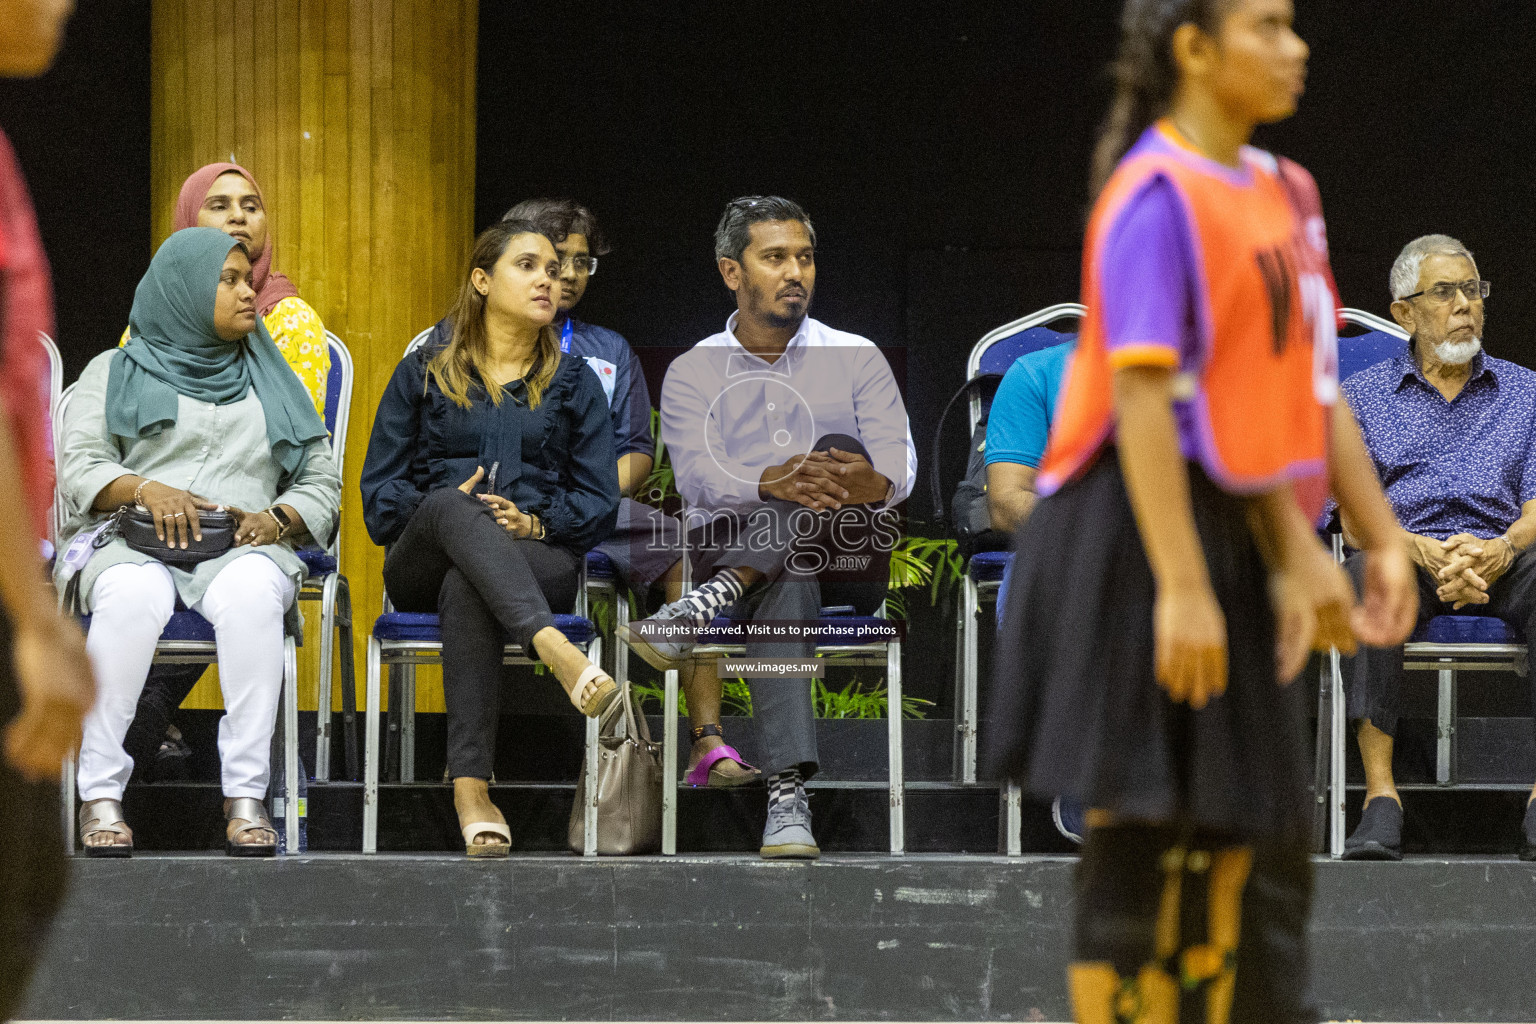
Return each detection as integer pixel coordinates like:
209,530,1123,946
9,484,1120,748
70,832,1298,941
760,791,820,860
617,599,701,671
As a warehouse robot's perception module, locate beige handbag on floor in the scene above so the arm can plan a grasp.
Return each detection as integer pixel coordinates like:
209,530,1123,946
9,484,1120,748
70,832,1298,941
567,681,663,854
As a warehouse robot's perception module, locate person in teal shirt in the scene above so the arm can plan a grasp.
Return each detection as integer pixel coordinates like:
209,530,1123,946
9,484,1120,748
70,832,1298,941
982,338,1078,842
984,340,1073,534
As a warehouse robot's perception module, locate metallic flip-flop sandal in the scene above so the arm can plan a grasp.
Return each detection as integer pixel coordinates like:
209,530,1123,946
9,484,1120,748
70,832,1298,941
224,797,278,857
79,798,133,858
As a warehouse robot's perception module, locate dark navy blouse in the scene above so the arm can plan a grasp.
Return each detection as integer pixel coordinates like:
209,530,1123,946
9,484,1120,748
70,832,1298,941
361,342,619,551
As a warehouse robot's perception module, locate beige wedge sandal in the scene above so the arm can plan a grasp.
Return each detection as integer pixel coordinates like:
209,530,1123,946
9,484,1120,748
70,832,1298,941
461,820,512,858
569,664,619,719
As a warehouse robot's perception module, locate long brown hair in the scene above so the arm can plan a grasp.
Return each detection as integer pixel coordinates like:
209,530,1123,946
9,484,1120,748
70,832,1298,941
1089,0,1226,200
429,219,561,409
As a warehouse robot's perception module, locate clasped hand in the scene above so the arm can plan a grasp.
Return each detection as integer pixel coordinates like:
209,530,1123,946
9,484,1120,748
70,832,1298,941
763,447,887,510
139,479,221,549
1419,533,1512,609
1156,536,1417,709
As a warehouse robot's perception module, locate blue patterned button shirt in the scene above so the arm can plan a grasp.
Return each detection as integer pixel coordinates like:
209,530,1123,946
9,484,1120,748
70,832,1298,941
1343,350,1536,540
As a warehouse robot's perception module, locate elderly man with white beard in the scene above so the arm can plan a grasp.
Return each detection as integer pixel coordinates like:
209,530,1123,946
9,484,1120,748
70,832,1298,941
1337,234,1536,861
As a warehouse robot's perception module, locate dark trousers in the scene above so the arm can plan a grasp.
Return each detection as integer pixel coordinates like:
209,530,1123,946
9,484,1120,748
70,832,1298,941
0,615,67,1021
124,662,204,770
385,488,580,780
1344,548,1536,736
687,433,893,779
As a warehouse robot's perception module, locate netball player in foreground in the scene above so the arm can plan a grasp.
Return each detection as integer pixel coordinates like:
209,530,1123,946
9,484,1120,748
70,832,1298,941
985,1,1419,1020
0,0,98,1017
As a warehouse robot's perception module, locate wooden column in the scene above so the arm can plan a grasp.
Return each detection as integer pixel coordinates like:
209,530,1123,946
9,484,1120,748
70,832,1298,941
151,0,476,713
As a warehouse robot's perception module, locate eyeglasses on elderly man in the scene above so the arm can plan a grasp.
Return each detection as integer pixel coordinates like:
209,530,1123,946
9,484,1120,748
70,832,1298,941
1400,278,1491,304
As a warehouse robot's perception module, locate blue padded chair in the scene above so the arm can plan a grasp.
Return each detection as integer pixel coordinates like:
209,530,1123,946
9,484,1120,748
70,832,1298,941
948,304,1082,854
360,330,607,855
303,330,357,781
361,596,605,854
53,382,302,852
1321,308,1529,857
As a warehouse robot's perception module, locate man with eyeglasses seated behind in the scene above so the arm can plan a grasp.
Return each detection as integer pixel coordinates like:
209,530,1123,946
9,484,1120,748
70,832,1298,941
1338,233,1536,862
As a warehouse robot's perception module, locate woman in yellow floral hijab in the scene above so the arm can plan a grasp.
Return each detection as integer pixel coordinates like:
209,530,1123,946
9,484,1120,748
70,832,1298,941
120,161,330,416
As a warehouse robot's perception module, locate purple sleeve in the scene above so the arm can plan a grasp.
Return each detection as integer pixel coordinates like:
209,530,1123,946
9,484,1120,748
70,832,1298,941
1099,175,1196,369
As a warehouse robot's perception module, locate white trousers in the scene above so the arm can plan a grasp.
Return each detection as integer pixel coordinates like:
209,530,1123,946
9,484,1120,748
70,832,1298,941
77,554,296,802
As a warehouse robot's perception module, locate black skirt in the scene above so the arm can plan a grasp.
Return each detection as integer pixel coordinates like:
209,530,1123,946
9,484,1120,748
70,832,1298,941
982,453,1312,843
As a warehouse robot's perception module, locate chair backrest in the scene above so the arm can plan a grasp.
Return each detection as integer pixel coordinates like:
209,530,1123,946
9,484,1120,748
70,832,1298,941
51,382,75,548
322,330,355,468
965,303,1084,433
1338,307,1408,383
38,332,62,420
404,327,433,359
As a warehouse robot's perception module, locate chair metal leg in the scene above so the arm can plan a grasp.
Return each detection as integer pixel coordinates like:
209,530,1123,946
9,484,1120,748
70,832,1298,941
662,667,679,855
363,638,382,853
582,637,602,856
337,577,358,781
1329,645,1347,859
1312,654,1332,854
385,665,401,782
952,586,967,782
582,712,600,857
887,639,905,855
314,574,338,781
614,590,629,689
999,781,1021,856
61,754,75,855
1436,664,1455,786
400,664,417,784
282,635,301,852
958,576,979,784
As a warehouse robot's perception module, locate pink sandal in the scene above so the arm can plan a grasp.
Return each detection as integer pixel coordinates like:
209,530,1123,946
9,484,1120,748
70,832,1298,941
685,724,760,788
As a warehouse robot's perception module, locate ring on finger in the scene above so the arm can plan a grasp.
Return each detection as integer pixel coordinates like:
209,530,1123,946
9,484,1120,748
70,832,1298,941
174,512,186,518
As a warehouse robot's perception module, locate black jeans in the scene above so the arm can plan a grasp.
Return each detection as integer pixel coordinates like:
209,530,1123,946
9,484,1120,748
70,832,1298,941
1344,548,1536,737
124,662,204,770
0,613,67,1020
384,488,581,780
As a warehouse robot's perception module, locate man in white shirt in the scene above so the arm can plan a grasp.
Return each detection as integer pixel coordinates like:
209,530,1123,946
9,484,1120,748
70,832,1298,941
623,196,916,858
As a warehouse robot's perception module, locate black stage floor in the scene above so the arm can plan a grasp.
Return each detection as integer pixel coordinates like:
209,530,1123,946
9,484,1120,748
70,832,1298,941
20,854,1536,1022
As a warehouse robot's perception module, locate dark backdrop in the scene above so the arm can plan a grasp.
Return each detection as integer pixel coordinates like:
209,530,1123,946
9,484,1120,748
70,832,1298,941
3,2,1531,516
0,0,150,382
477,0,1536,526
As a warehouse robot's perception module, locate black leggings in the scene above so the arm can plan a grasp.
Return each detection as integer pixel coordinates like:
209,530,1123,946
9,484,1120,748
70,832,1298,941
1073,824,1315,1024
384,488,580,779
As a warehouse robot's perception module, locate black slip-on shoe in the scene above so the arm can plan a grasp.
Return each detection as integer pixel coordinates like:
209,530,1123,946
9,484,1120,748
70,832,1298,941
1342,796,1403,861
1520,799,1536,862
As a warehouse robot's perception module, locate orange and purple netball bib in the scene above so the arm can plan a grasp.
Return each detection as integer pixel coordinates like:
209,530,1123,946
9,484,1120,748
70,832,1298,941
1040,120,1339,518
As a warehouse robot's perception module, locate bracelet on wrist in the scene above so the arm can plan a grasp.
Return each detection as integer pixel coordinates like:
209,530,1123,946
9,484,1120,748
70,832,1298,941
132,478,151,507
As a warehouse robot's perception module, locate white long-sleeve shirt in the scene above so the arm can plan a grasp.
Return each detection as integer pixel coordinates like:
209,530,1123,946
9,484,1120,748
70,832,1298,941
661,313,917,512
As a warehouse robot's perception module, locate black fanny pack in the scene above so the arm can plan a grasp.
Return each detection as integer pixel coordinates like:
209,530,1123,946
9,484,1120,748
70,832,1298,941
112,505,237,568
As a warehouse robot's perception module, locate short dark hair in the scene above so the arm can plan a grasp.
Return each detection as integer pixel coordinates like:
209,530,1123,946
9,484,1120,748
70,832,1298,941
500,198,610,256
714,195,816,263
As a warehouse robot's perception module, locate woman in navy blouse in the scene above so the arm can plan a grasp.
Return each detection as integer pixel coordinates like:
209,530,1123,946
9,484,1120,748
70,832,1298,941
361,220,620,857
